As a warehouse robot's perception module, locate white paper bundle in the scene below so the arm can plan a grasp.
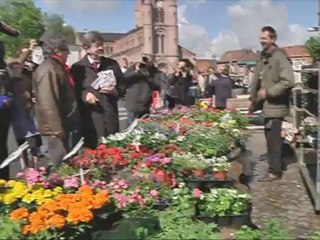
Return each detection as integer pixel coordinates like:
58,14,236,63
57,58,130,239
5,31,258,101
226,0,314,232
91,70,117,90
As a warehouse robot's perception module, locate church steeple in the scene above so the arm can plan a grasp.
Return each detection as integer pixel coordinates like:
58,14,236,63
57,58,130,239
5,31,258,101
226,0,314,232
135,0,152,28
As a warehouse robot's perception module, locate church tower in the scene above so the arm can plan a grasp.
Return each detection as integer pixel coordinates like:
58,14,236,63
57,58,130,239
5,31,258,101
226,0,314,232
135,0,179,65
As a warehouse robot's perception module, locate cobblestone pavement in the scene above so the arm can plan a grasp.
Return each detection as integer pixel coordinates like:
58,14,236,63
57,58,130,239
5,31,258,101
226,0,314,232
248,130,320,239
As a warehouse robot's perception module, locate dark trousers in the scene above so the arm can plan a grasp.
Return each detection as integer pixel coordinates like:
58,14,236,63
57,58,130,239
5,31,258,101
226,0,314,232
84,110,119,149
0,115,10,180
264,118,284,175
44,136,68,170
127,110,149,127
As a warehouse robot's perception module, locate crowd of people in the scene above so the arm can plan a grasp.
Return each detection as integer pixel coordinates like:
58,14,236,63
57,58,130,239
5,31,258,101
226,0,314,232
0,30,238,179
0,25,295,184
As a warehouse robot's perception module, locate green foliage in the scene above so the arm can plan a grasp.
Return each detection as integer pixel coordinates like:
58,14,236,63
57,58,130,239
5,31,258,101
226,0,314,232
0,0,45,58
42,13,76,44
310,230,320,240
306,36,320,61
235,218,292,240
235,226,261,240
0,217,23,240
147,185,218,240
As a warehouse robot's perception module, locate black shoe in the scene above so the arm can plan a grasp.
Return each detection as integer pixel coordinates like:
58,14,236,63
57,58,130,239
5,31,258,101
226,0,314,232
258,173,281,182
239,173,251,187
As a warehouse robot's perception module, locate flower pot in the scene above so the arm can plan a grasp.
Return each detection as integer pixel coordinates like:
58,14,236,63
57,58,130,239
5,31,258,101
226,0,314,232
213,171,228,180
181,168,192,176
192,169,205,178
151,169,168,184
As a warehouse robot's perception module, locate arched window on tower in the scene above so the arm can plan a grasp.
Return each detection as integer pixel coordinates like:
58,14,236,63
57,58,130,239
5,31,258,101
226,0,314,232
156,29,165,54
155,3,164,23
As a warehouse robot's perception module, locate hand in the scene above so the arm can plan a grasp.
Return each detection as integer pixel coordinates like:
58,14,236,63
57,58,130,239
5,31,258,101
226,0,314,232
85,92,99,104
100,86,116,95
54,132,65,140
135,62,140,71
258,88,267,100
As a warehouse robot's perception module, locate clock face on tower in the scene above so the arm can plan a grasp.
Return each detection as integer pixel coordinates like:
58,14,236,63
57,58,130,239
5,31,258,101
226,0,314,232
156,0,163,8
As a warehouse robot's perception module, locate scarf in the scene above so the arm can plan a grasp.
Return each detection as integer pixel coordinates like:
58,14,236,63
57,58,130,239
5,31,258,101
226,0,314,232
51,54,75,87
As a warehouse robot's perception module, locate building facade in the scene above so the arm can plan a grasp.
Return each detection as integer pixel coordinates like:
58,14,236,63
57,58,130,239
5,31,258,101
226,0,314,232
217,46,312,79
73,0,194,67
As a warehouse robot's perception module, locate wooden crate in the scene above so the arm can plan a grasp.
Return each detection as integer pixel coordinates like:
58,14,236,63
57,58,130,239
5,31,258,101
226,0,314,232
226,98,251,110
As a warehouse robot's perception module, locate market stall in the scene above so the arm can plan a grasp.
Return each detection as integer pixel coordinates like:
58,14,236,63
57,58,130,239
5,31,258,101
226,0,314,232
0,106,252,239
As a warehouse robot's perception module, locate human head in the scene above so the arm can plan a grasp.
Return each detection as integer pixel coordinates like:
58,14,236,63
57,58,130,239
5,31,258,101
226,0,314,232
157,62,167,72
260,26,277,50
217,65,228,76
82,31,104,61
39,31,70,64
177,59,189,72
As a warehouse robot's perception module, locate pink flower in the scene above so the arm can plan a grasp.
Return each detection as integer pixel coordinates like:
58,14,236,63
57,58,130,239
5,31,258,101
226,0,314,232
63,176,79,189
38,167,46,173
24,168,43,185
193,188,203,198
117,179,128,189
161,157,171,164
150,189,159,198
16,172,24,178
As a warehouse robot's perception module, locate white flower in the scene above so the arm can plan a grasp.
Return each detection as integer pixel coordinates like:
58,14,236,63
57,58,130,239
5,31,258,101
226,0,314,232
176,136,185,142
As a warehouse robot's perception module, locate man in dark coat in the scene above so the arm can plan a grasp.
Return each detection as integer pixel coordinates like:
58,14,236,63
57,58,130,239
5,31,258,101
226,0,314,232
210,65,234,110
71,31,126,148
0,22,19,179
33,31,80,169
168,59,193,107
124,62,160,126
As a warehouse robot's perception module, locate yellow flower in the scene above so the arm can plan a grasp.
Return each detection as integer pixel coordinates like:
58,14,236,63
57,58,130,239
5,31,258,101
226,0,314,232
22,194,33,204
228,119,236,125
3,194,16,204
0,179,6,186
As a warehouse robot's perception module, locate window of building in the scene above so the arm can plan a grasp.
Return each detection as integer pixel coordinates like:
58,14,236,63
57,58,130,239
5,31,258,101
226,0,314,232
110,47,113,54
105,46,111,54
160,35,164,54
155,9,164,23
156,33,165,54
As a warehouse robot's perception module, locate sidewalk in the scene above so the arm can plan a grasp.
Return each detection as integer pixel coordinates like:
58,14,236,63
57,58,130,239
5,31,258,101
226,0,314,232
248,131,320,238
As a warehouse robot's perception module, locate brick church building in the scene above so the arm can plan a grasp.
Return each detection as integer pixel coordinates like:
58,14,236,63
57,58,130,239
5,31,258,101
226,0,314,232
72,0,195,67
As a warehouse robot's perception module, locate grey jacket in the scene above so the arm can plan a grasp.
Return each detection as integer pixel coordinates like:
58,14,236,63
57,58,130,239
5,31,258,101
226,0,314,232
250,46,294,118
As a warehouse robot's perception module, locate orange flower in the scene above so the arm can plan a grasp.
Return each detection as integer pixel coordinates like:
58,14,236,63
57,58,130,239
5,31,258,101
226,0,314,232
79,185,93,196
27,212,46,234
66,207,93,225
10,208,29,220
45,214,66,229
19,188,110,236
92,192,109,209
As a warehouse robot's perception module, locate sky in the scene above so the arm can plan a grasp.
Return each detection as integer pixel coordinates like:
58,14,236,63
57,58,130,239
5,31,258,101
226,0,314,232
34,0,317,58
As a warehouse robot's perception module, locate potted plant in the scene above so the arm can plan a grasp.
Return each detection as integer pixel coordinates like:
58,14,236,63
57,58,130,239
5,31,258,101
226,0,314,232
172,152,207,178
195,188,252,227
211,156,230,180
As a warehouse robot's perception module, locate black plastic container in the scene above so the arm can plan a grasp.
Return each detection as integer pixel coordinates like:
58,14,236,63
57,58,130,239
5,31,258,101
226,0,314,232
195,212,251,227
184,176,235,191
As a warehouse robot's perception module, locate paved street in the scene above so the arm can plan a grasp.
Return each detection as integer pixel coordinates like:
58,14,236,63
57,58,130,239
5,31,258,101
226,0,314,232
248,131,320,239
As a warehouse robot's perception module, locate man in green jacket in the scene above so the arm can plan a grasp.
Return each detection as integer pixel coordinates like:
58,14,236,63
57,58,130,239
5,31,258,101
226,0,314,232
250,26,294,182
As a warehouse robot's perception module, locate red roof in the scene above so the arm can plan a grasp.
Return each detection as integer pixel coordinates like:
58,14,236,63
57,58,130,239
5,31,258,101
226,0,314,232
281,45,310,58
195,59,216,72
219,49,257,63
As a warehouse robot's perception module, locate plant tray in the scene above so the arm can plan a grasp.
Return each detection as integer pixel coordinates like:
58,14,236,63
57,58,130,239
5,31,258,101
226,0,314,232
184,176,234,190
195,212,251,227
